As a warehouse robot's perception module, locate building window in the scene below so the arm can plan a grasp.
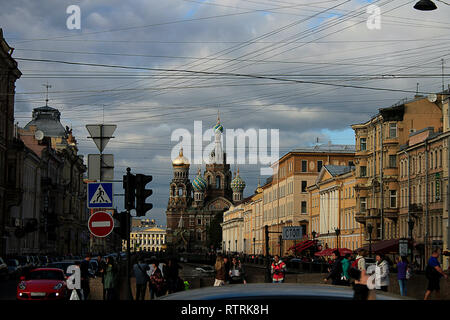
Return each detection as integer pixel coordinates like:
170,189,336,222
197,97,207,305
301,181,307,193
360,166,367,177
389,123,397,138
360,138,367,151
348,161,354,167
390,190,397,208
301,201,307,214
302,160,307,172
197,219,201,225
317,160,323,172
360,197,367,212
216,175,221,189
389,155,397,168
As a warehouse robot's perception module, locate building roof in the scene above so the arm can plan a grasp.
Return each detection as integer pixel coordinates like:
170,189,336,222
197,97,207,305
131,226,166,233
24,105,67,138
290,143,355,154
323,165,355,177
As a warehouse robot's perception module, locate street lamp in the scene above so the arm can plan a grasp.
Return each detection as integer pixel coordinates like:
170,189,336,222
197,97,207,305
367,224,373,258
235,239,237,253
334,228,340,249
253,237,256,256
414,0,437,10
408,219,415,264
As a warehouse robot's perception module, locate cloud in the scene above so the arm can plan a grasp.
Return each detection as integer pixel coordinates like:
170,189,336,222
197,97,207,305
3,0,450,227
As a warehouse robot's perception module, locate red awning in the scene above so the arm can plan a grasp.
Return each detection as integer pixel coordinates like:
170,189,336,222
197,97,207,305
357,239,412,254
314,248,353,256
288,240,315,253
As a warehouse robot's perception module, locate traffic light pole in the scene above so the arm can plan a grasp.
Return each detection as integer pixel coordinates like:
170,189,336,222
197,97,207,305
125,209,133,301
123,168,134,301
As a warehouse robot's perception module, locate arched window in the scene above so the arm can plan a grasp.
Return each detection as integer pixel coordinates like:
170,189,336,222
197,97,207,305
216,175,221,189
207,175,211,185
178,187,183,197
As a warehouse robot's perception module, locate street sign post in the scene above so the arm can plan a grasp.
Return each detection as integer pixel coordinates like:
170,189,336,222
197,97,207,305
282,226,303,240
88,154,114,180
399,238,409,257
87,182,113,208
88,211,114,237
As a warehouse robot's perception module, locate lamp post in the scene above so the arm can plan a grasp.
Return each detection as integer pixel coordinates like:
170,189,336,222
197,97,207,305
235,239,237,253
335,228,340,250
312,230,317,252
414,0,437,10
367,224,373,258
408,219,415,265
253,237,256,257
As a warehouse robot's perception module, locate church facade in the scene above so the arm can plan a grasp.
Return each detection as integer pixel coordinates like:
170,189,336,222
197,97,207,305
166,116,246,252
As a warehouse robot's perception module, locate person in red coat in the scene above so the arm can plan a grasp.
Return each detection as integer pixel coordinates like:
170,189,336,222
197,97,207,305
271,255,287,283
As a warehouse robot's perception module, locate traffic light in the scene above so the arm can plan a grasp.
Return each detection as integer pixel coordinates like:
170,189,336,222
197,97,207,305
135,174,153,217
123,169,136,211
116,211,130,240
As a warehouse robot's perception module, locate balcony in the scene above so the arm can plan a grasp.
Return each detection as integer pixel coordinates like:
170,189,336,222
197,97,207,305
384,208,399,220
409,203,423,215
355,211,367,224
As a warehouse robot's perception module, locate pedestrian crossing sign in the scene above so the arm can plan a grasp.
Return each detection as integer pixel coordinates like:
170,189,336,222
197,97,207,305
87,182,113,208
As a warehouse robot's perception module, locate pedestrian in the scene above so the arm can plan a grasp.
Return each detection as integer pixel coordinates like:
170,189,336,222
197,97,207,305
375,254,390,292
341,253,351,286
271,255,286,283
80,253,92,300
424,249,448,300
104,256,118,300
133,256,150,300
165,257,183,294
229,256,247,284
223,255,231,284
96,255,106,300
214,254,226,287
324,250,344,285
351,249,369,300
149,260,166,298
396,256,409,297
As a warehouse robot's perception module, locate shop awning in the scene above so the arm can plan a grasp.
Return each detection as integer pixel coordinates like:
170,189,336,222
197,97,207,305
314,248,353,256
357,238,413,254
288,240,315,253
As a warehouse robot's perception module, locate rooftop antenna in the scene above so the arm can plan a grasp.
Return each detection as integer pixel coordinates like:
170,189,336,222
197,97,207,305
42,82,52,106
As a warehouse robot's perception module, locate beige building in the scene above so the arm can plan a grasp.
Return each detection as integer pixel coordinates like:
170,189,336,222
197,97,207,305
261,144,355,255
127,226,167,253
308,165,363,251
352,94,446,263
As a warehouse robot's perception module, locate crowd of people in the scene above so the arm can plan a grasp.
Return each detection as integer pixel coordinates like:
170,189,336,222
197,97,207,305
213,254,247,286
321,248,448,300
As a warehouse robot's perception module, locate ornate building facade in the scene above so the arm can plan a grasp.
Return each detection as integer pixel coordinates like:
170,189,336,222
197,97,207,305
166,116,246,252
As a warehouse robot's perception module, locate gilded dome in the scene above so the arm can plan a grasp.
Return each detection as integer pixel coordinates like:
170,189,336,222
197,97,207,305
172,147,190,166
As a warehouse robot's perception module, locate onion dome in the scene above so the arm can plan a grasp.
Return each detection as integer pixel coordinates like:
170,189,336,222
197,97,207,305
192,168,207,192
172,147,190,166
231,168,246,192
213,110,223,133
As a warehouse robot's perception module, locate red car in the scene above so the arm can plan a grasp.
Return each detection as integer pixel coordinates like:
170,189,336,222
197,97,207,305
17,268,68,300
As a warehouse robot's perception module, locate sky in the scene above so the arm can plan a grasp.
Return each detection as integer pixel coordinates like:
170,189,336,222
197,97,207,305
2,0,449,227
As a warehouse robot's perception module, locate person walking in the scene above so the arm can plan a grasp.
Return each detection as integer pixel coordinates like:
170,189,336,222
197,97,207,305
324,250,344,285
133,257,150,300
424,249,448,300
96,255,106,300
375,254,390,292
351,249,369,300
149,260,166,298
341,253,351,286
271,255,286,283
214,254,226,287
104,256,118,300
396,256,409,297
223,256,231,284
229,256,247,284
79,253,92,300
165,257,183,294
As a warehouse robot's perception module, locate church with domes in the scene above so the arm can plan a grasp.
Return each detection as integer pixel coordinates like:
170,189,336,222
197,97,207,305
166,115,246,252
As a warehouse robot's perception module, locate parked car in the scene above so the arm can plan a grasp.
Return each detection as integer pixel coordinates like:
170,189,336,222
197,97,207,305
29,256,40,268
39,256,49,267
0,257,8,280
17,256,33,273
7,259,23,279
17,268,68,300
